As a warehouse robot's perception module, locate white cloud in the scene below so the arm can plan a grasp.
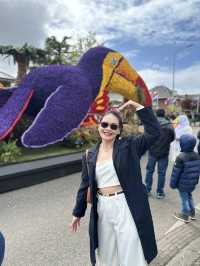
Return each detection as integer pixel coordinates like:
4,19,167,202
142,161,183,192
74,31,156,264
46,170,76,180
139,63,200,94
0,0,199,90
0,57,17,77
0,0,51,46
1,0,199,47
118,49,139,60
46,0,200,45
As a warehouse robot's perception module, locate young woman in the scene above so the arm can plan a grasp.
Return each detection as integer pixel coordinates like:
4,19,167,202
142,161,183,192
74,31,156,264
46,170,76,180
70,100,160,266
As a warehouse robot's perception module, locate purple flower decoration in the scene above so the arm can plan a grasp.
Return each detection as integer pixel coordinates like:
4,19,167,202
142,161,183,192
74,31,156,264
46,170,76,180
0,46,151,147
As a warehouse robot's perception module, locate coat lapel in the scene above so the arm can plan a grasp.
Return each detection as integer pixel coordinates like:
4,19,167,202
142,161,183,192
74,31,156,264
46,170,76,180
113,138,121,177
87,143,99,183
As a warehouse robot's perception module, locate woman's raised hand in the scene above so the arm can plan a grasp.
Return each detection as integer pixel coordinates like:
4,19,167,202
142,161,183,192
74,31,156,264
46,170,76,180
118,100,144,111
69,216,81,232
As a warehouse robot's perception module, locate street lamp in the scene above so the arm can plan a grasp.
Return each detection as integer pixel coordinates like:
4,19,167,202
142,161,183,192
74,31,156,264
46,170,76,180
172,43,193,92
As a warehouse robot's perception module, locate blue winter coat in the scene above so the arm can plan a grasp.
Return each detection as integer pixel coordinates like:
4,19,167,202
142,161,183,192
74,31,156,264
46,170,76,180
170,134,200,192
73,107,160,265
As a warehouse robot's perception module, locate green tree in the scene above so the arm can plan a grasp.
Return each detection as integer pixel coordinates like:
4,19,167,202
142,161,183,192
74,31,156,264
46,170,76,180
44,36,71,64
0,43,46,84
44,33,100,65
69,32,100,64
0,32,101,84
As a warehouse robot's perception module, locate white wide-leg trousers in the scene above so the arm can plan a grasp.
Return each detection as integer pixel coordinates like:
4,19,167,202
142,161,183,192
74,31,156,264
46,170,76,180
97,193,147,266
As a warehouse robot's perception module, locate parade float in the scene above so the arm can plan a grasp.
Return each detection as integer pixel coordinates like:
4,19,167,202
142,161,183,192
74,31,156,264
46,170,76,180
0,46,152,163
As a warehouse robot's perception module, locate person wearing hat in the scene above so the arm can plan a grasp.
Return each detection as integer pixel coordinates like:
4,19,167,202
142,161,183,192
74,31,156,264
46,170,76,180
145,108,175,199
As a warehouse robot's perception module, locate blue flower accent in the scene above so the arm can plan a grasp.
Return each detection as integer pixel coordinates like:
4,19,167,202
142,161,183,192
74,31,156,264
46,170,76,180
111,58,117,66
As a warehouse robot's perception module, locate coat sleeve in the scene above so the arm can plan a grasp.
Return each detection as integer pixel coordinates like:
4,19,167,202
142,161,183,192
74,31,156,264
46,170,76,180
197,130,200,140
129,107,161,158
170,156,183,189
197,131,200,155
198,142,200,155
72,154,89,217
169,127,175,142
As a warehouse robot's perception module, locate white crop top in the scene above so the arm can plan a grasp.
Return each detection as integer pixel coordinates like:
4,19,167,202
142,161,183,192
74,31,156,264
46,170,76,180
95,159,120,188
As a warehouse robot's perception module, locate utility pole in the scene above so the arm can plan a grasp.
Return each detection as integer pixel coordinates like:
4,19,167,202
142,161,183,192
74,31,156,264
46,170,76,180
172,43,193,92
197,96,200,114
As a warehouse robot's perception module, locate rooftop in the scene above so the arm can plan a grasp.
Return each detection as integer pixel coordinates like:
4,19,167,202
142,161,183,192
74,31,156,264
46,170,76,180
151,85,175,99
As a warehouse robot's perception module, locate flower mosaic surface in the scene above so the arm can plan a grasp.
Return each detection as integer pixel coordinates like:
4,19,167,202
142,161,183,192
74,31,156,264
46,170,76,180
0,46,152,148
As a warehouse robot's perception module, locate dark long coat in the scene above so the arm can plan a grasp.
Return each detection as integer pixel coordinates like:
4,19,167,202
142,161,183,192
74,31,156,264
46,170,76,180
73,107,160,265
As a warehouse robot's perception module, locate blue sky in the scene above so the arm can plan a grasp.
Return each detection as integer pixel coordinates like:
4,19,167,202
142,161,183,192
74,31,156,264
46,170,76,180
0,0,200,94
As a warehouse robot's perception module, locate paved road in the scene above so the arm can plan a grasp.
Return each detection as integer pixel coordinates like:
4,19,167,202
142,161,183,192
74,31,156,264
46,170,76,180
0,155,200,266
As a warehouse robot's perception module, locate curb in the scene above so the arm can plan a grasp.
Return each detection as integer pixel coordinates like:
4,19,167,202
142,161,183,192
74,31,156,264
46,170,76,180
0,152,83,193
151,212,200,266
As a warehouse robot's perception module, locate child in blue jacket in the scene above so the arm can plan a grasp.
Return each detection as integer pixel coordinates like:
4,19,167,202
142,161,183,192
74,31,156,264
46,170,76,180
170,134,200,222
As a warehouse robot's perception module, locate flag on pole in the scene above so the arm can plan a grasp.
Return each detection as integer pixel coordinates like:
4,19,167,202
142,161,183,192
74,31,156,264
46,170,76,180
164,97,176,105
150,91,159,102
171,97,176,104
164,98,169,105
150,91,159,107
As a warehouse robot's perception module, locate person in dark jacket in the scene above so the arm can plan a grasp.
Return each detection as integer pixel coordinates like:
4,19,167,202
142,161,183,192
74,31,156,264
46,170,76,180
170,134,200,223
145,108,175,199
0,232,5,266
70,100,160,266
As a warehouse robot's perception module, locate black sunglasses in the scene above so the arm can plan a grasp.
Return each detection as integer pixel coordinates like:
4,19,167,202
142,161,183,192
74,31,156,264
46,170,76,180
100,122,119,131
